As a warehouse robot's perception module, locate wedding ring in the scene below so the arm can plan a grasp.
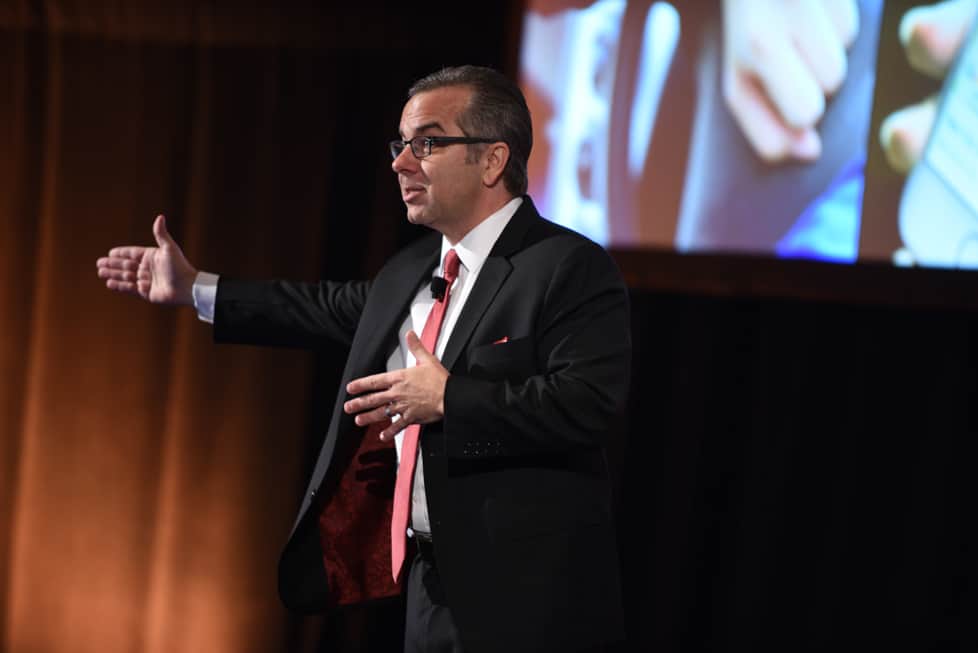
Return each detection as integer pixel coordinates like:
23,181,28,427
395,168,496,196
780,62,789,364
384,403,394,418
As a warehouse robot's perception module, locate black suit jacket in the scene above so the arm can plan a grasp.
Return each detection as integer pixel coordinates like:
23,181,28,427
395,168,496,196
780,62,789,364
214,197,630,652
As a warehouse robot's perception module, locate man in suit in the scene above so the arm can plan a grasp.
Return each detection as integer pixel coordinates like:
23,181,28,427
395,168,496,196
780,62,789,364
97,65,630,652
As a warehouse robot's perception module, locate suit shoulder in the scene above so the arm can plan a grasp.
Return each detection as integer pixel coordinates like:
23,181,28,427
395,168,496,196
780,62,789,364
523,214,618,268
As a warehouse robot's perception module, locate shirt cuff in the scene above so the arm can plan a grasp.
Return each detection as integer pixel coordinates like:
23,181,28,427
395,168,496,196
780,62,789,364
192,271,219,324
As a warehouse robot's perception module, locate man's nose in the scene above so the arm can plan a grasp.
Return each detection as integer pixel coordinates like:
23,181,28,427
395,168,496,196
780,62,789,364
391,145,417,174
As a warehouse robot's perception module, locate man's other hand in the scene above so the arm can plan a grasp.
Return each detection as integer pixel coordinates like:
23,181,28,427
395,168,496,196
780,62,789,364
344,331,449,442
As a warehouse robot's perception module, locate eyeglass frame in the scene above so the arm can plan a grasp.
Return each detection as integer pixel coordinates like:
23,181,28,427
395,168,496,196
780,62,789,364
389,135,499,160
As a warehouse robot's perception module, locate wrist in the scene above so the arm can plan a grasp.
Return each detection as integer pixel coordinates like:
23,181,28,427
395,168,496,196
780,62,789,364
178,266,199,306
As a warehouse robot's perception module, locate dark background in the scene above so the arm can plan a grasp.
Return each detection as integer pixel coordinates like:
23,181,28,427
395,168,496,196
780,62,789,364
1,2,975,651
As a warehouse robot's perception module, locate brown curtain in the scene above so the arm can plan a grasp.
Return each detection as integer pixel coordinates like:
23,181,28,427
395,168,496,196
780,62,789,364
0,2,520,650
0,6,341,652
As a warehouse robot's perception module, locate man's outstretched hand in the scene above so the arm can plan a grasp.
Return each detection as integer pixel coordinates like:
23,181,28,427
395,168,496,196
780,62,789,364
96,214,198,306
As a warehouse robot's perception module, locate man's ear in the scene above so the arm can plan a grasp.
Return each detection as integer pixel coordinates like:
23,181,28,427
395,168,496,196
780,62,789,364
482,142,510,188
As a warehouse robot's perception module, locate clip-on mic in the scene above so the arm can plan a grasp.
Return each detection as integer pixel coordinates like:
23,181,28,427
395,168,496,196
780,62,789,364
430,276,448,301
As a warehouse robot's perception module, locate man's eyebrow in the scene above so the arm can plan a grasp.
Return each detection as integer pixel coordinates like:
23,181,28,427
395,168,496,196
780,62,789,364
398,121,446,138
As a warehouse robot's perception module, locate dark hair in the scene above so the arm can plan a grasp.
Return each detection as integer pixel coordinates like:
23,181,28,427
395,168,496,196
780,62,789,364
408,65,532,196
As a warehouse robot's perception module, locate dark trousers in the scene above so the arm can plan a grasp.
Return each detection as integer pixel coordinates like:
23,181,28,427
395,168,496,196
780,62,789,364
404,549,465,653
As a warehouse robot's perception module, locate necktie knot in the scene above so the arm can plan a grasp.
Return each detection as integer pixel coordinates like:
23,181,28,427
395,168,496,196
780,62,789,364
442,249,460,285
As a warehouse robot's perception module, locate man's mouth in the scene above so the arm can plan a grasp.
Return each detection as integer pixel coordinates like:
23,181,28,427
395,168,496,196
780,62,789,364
402,186,425,202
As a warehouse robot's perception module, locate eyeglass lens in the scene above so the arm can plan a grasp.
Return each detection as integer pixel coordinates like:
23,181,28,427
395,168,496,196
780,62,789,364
390,136,432,160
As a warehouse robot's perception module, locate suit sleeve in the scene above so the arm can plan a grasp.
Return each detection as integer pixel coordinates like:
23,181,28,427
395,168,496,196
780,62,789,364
213,278,371,349
442,241,630,457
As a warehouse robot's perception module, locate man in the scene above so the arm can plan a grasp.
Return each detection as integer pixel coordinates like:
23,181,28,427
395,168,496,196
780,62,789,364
97,65,630,652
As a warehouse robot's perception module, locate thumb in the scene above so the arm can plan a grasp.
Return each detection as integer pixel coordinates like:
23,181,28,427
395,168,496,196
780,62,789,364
406,330,434,361
153,214,176,249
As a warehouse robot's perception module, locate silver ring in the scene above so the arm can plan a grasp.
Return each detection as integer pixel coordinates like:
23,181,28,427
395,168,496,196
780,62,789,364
384,403,394,418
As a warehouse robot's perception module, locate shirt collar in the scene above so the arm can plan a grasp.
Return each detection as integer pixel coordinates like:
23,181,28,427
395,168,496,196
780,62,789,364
439,197,522,276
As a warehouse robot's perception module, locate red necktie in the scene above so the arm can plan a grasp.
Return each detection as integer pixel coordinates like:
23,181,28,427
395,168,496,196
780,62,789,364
390,249,460,582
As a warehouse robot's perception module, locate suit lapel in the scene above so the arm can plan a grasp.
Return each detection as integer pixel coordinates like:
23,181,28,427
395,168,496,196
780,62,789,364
354,241,439,373
440,256,511,371
440,198,537,371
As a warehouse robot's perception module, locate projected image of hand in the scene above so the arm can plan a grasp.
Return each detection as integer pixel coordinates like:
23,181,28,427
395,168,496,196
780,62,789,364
879,0,978,174
722,0,860,163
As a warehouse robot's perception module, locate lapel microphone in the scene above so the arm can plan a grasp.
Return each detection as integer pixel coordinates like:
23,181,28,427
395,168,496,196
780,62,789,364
430,276,448,301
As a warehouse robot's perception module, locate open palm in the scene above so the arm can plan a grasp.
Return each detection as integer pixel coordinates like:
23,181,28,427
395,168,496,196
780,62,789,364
96,215,198,306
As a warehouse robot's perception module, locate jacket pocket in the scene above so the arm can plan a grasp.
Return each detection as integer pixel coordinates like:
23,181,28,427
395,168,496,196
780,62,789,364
467,336,537,383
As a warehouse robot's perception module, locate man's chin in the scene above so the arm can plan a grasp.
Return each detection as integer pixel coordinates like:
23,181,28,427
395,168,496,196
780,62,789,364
405,207,431,226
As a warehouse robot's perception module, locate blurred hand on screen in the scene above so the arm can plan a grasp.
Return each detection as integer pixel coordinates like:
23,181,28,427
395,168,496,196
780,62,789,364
722,0,859,163
879,0,977,174
95,215,197,306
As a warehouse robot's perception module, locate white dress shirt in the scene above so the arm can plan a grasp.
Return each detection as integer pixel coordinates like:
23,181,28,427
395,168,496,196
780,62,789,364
193,197,523,535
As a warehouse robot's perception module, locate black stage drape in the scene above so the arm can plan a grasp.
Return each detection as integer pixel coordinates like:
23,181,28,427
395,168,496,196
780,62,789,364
623,290,978,651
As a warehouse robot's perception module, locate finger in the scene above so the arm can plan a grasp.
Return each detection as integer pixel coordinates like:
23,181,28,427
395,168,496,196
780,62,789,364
107,246,148,260
344,389,398,414
354,404,399,427
97,267,138,283
105,279,139,294
824,0,860,48
749,31,826,129
725,70,822,162
790,0,850,95
347,371,399,395
379,416,412,442
153,214,175,249
405,330,434,360
900,0,977,79
96,257,139,271
879,95,938,174
353,405,403,426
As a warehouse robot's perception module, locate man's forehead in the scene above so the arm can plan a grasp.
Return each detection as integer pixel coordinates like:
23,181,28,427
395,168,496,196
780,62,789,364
399,87,470,136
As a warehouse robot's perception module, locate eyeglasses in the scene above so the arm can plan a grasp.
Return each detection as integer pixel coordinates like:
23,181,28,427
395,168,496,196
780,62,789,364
389,135,498,160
